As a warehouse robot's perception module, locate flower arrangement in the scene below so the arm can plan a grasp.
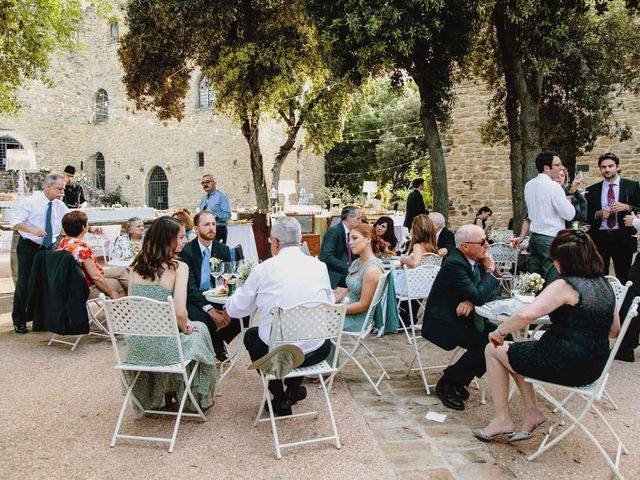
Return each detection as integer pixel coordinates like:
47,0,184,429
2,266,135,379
515,272,545,295
209,256,222,268
237,259,257,282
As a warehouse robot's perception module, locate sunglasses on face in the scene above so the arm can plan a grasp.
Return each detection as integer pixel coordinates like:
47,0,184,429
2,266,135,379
201,180,213,186
464,238,488,246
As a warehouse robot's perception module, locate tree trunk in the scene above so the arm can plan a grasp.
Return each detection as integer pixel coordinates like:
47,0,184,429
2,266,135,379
240,115,269,212
270,124,301,193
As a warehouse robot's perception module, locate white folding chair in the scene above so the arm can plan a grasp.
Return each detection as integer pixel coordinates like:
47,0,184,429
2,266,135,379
331,272,391,396
525,296,639,480
103,295,207,453
48,298,110,350
489,242,519,293
254,301,347,459
421,253,443,267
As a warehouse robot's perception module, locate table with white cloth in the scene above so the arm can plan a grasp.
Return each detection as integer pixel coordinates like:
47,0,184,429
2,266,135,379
475,296,550,342
226,223,258,260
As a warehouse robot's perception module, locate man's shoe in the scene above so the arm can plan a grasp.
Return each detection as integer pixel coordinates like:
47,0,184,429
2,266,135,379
286,386,307,406
264,398,292,417
435,377,465,411
615,348,635,363
13,324,28,334
215,346,230,362
454,384,470,401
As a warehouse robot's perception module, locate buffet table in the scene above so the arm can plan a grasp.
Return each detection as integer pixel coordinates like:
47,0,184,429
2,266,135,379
227,223,259,260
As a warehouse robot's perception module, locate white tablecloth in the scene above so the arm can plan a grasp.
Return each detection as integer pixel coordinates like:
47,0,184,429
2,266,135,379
227,223,258,260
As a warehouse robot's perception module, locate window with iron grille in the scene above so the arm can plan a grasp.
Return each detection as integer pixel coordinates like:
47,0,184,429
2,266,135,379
198,77,215,108
95,89,109,123
95,152,106,190
197,151,205,168
148,166,169,209
0,136,23,171
110,22,119,41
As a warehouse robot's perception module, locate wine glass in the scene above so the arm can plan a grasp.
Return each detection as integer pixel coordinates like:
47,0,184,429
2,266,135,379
221,262,234,285
211,261,223,288
233,260,244,280
511,276,523,298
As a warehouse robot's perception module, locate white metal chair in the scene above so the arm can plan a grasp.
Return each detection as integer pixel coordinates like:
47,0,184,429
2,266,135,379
489,229,513,243
331,271,391,396
524,296,639,480
103,295,207,453
254,301,347,459
420,253,443,267
48,298,110,350
489,242,519,293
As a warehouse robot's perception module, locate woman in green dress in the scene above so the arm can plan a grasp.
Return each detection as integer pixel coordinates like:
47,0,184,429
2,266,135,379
124,216,217,414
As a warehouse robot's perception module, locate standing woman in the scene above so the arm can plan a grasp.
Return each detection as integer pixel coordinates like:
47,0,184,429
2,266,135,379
374,216,399,253
475,206,493,231
125,216,217,413
400,214,439,268
556,166,586,223
112,217,145,260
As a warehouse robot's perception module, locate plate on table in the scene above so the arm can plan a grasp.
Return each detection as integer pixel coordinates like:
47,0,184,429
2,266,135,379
204,286,228,297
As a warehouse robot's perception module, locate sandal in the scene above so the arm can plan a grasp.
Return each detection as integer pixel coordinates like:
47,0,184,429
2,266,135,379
472,426,515,442
509,417,549,442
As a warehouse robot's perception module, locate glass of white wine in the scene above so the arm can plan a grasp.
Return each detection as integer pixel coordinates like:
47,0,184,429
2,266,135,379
211,261,223,288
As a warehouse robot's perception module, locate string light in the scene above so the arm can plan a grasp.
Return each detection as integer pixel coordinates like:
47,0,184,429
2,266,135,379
326,156,428,176
344,134,424,143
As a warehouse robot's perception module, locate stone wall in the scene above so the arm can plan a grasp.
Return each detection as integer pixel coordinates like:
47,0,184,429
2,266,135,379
0,4,324,213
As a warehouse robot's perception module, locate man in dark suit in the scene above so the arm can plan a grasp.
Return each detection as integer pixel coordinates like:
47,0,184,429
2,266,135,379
422,224,500,410
179,211,240,361
429,212,455,256
404,178,428,230
585,152,640,283
319,205,363,288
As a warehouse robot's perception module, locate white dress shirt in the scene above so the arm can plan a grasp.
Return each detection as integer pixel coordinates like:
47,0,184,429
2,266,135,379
524,173,575,237
633,218,640,232
225,246,335,353
599,177,620,230
10,192,68,245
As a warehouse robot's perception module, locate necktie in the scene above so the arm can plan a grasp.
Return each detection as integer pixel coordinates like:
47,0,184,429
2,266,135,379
472,263,481,283
346,232,352,265
607,183,616,229
43,201,53,248
200,247,211,291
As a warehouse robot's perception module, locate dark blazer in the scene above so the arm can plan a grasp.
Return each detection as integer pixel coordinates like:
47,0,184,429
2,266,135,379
28,250,90,335
585,178,640,252
422,248,500,350
436,227,456,255
179,237,230,312
319,223,350,289
404,189,427,229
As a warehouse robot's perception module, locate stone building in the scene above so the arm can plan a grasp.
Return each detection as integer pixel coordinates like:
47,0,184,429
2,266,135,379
0,4,324,212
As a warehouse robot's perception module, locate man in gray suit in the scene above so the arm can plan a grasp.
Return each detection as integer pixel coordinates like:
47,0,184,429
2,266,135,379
319,205,364,288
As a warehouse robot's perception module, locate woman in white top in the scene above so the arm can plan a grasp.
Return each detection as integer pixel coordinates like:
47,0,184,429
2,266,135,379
112,217,145,260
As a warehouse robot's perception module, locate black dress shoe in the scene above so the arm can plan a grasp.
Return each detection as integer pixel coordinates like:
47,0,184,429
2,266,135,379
454,384,470,401
435,377,465,411
215,347,230,362
14,324,28,334
286,386,307,406
615,348,635,363
264,398,292,417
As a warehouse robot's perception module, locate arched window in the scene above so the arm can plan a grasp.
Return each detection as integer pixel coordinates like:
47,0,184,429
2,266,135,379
95,152,105,190
198,76,215,108
94,89,109,123
0,136,24,171
110,22,119,41
148,167,169,209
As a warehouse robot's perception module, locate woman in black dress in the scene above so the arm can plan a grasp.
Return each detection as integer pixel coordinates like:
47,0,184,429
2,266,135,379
472,230,620,442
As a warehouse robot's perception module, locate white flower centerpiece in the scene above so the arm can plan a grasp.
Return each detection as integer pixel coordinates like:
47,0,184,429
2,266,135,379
237,259,257,285
514,272,545,296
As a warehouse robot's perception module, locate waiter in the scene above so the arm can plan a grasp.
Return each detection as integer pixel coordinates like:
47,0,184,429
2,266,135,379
11,173,68,333
62,165,87,209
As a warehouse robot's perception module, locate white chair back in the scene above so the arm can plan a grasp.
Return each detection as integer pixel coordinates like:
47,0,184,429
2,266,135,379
490,229,513,243
488,242,519,273
405,265,440,300
359,271,390,335
604,276,632,310
420,253,442,267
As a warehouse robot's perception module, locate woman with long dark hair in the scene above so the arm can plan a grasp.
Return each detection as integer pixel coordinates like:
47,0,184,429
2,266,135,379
374,216,399,252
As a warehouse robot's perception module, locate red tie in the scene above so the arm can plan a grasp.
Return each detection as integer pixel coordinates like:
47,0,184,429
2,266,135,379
346,232,352,265
607,183,616,229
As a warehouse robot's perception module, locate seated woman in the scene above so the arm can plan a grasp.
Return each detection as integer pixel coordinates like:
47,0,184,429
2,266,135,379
475,206,493,232
111,217,145,260
335,224,396,332
125,216,217,413
400,214,440,268
374,216,399,253
58,211,127,299
172,209,197,242
473,230,619,442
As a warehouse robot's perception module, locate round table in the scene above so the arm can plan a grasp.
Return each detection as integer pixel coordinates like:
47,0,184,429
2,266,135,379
227,223,258,260
475,298,550,342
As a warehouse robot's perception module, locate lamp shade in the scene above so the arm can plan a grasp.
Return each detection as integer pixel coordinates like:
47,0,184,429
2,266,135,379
362,181,377,194
278,180,296,195
6,149,37,171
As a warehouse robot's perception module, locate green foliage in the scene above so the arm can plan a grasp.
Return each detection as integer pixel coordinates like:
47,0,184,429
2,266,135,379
0,0,82,114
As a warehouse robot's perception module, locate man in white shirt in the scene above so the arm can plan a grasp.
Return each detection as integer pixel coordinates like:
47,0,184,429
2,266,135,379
11,173,68,333
217,217,335,416
522,151,575,283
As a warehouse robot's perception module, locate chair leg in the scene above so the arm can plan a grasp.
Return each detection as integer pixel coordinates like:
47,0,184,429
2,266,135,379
410,335,431,395
338,340,383,396
111,371,141,447
397,299,413,345
318,374,341,450
602,388,619,411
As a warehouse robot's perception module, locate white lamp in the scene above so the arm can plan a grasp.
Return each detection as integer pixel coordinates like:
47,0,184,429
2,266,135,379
278,180,296,206
6,149,37,197
362,181,377,202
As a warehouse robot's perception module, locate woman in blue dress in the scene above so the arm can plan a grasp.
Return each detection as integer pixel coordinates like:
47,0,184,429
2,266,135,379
125,216,217,414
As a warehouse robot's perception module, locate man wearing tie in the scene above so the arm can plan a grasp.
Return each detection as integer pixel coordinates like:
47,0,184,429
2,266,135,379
585,152,640,283
179,211,240,361
11,174,68,333
319,205,364,289
198,174,232,244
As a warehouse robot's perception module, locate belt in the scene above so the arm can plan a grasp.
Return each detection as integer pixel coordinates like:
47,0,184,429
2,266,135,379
19,237,51,250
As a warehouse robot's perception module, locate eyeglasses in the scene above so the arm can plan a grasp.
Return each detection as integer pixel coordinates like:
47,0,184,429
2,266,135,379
200,180,213,186
464,238,488,246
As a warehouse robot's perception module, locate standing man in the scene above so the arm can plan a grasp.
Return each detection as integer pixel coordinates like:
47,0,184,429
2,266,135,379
199,174,231,244
62,165,87,209
11,173,68,333
585,152,640,282
404,178,428,230
517,151,575,283
320,205,363,289
179,211,240,361
429,212,455,256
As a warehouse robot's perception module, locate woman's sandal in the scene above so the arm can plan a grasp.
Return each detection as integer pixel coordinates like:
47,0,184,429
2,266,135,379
472,426,516,442
509,418,549,442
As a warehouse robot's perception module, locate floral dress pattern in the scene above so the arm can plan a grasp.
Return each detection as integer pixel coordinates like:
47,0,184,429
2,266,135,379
112,234,143,260
57,237,102,287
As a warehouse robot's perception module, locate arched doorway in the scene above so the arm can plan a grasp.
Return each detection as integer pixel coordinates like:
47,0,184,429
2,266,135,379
95,152,106,190
147,166,169,209
0,136,24,171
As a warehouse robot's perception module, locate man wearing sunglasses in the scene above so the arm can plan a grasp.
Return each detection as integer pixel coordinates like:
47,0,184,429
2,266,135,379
199,174,232,244
422,224,500,411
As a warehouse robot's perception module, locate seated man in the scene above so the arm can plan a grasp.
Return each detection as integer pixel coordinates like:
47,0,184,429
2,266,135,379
422,224,500,410
319,205,363,288
216,217,335,416
429,212,455,257
179,211,240,361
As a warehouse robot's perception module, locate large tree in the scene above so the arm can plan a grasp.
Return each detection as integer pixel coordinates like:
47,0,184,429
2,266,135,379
0,0,81,114
119,0,349,211
307,0,482,220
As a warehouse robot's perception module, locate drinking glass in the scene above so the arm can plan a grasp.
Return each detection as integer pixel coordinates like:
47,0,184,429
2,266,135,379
233,260,244,280
221,262,234,284
211,261,223,288
511,276,523,298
